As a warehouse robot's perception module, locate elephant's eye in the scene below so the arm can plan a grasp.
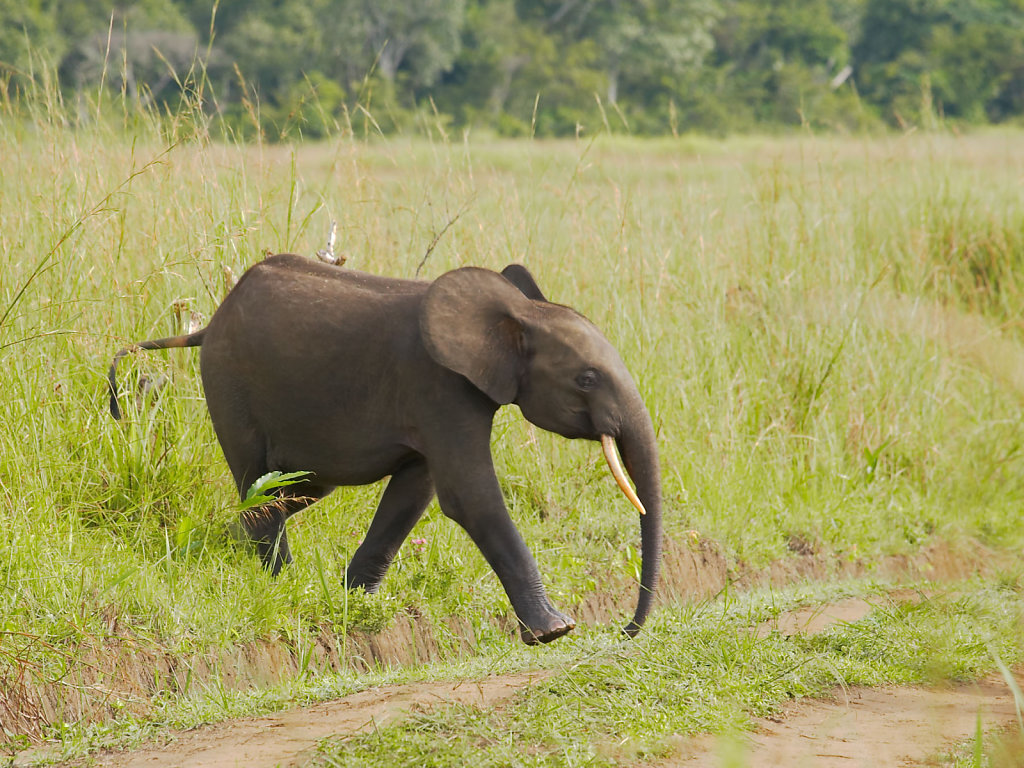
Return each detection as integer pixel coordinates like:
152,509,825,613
575,369,601,391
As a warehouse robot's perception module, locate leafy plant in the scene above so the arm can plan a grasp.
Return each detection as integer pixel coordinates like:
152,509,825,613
239,471,312,511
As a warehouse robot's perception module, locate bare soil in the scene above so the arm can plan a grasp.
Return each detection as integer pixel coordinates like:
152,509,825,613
75,673,1024,768
1,535,1000,740
75,671,553,768
672,675,1023,767
649,587,1024,766
59,590,1024,768
754,588,927,638
8,536,1021,767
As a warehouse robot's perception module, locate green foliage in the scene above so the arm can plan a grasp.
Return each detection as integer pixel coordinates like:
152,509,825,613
854,0,1024,126
3,0,1024,136
239,471,313,512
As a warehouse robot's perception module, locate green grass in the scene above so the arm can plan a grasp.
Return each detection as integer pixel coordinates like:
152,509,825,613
16,577,1024,765
310,580,1024,767
3,87,1024,757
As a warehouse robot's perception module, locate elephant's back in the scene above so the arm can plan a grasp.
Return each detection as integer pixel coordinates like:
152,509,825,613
205,253,424,345
197,255,433,483
226,252,427,305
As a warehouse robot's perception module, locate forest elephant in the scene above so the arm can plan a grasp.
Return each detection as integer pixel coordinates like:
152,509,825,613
108,253,662,644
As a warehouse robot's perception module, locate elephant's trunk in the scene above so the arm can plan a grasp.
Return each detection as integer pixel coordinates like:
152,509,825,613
606,404,662,638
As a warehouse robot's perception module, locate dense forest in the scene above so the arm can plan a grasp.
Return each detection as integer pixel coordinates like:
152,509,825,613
2,0,1023,138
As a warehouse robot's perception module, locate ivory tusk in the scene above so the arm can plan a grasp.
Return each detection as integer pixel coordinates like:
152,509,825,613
601,434,646,516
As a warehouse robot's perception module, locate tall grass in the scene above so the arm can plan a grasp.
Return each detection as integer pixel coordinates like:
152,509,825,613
2,77,1024,745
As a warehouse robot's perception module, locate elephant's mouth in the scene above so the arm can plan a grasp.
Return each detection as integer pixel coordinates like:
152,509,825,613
556,409,595,439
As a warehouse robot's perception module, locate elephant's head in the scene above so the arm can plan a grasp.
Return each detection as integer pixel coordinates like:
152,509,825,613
420,265,662,637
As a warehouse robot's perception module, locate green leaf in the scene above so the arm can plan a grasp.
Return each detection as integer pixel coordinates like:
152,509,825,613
239,471,312,510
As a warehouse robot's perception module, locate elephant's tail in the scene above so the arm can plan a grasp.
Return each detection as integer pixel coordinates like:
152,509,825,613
108,329,206,420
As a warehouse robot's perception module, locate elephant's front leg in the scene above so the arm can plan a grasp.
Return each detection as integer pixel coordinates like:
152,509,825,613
346,457,435,592
432,460,575,645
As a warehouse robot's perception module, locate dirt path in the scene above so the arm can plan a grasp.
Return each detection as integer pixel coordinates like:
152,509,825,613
73,671,552,768
667,590,1024,766
673,676,1023,767
755,594,892,637
75,664,1024,768
20,587,1022,767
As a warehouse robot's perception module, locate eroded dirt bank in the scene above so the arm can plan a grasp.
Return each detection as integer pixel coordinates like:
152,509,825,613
0,534,1011,748
33,580,1024,768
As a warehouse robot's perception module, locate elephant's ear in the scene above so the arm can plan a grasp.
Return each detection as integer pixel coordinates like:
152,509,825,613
421,267,533,405
500,264,548,302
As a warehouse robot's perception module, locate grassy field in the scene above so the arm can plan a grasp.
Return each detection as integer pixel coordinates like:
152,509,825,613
2,97,1024,763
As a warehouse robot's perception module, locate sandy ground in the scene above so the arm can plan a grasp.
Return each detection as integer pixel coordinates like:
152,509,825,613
30,590,1020,768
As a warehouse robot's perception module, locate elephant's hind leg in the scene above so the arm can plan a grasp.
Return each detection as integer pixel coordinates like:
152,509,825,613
238,481,332,576
212,404,333,574
346,457,435,592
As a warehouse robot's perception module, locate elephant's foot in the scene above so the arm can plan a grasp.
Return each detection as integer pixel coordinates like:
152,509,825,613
345,552,394,594
519,607,576,645
345,570,384,594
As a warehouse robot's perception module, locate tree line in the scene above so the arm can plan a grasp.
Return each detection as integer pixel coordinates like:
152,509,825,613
3,0,1023,139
